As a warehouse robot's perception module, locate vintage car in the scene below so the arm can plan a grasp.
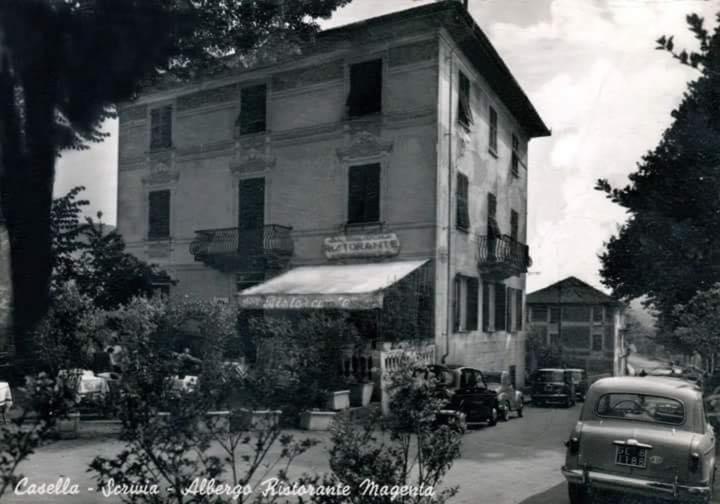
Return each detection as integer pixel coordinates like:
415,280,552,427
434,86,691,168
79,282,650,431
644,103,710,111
484,370,523,420
567,368,589,401
531,368,576,408
562,376,715,504
422,365,501,427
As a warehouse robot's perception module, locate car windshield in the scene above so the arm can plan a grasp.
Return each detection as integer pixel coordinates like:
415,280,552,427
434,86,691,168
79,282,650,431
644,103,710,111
536,370,565,382
485,372,502,384
595,393,685,425
422,367,457,388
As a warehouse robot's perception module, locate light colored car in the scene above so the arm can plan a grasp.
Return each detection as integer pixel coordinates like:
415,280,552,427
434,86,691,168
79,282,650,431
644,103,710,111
484,371,523,420
562,376,715,504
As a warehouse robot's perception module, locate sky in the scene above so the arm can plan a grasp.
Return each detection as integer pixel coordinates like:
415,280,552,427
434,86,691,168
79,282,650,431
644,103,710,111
53,0,719,296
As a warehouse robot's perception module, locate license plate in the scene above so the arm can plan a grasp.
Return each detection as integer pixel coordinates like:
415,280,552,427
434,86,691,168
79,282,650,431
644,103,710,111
615,446,647,468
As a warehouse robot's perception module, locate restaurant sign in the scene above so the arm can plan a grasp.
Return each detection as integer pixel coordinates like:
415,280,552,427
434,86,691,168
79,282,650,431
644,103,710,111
323,233,400,260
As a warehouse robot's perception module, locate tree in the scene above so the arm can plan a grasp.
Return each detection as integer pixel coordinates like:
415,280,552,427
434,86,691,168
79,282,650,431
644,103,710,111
51,186,171,309
0,0,351,367
673,283,720,370
596,12,720,347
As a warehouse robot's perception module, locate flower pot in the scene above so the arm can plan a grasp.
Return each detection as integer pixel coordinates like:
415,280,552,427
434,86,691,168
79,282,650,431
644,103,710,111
233,408,282,431
300,410,337,431
326,390,350,411
350,382,374,407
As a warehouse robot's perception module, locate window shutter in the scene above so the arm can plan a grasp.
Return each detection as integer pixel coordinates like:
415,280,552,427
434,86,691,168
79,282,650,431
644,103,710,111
482,282,490,332
511,134,520,178
452,276,461,332
495,283,506,331
458,71,472,128
348,59,382,117
239,84,267,135
148,190,170,239
466,277,479,331
506,287,513,332
456,173,469,230
489,106,498,152
510,210,519,242
516,290,524,331
150,106,172,149
365,163,380,223
348,167,366,223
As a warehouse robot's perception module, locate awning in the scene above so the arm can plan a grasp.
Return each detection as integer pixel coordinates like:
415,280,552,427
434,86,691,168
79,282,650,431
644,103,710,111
237,259,429,310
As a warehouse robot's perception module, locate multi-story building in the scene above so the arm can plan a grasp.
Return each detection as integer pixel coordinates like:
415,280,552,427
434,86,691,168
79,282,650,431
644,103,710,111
526,277,626,377
116,1,549,387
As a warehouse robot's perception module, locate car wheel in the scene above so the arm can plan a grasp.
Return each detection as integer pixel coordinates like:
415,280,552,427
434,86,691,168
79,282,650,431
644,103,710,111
501,402,510,422
568,483,589,504
488,407,498,426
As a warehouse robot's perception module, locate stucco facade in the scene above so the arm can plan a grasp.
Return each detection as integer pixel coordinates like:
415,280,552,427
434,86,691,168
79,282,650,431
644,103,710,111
116,2,549,386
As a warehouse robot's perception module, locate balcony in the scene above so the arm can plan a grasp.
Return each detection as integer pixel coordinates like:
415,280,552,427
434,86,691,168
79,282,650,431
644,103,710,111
478,234,531,279
189,225,293,272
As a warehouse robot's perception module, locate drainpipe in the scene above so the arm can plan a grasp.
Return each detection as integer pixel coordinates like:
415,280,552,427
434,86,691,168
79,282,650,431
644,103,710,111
441,47,454,364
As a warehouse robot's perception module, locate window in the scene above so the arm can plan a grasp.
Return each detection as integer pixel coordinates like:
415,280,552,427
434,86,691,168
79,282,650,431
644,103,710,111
550,306,560,323
457,70,472,129
511,133,520,178
482,282,490,332
531,305,547,322
453,275,479,332
487,193,500,238
150,106,172,150
153,285,171,298
348,163,380,224
148,190,170,239
592,334,603,351
596,393,685,426
510,210,519,242
495,283,507,331
516,290,524,331
489,105,498,153
593,306,604,323
348,59,382,117
563,306,591,322
456,173,470,231
238,84,267,135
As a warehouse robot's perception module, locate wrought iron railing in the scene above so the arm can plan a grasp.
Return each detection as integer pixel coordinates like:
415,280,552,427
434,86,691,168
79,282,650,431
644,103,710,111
478,234,531,274
189,225,293,261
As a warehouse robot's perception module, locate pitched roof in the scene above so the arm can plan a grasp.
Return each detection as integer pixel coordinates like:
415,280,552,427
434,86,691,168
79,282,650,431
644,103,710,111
527,277,620,306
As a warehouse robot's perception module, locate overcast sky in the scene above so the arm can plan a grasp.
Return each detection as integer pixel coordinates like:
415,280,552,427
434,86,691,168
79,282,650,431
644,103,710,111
53,0,718,294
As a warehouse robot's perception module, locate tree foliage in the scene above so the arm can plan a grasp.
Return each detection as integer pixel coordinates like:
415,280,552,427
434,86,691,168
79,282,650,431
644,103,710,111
674,283,720,362
0,0,351,366
596,12,720,344
51,186,172,310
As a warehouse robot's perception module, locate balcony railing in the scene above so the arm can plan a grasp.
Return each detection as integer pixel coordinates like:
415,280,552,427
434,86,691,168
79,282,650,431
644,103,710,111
478,234,531,278
189,225,293,272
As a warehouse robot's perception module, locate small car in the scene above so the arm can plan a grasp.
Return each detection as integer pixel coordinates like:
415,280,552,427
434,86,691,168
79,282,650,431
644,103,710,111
562,376,715,504
567,368,588,401
484,370,523,420
421,365,501,426
531,368,576,408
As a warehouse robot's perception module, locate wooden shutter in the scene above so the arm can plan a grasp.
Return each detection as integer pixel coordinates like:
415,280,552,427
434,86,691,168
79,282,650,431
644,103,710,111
516,289,524,331
348,59,382,117
506,287,513,332
239,178,265,256
148,190,170,239
510,210,519,242
348,164,380,224
452,276,461,332
466,277,479,331
150,106,172,149
495,283,506,331
239,84,267,135
456,173,469,230
458,71,472,127
482,282,490,332
511,134,520,177
489,106,498,152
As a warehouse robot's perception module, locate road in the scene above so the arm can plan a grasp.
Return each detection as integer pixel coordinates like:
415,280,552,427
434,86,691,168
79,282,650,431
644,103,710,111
2,404,580,504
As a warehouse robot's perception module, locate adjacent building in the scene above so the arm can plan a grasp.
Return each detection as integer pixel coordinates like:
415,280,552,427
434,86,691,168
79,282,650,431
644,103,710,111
526,277,626,377
116,1,550,387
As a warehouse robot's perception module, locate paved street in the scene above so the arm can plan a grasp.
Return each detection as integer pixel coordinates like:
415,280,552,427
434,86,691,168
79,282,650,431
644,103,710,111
3,404,580,503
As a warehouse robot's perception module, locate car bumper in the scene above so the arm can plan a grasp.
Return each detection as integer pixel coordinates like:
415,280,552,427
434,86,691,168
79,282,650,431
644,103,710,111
533,394,569,401
562,466,711,501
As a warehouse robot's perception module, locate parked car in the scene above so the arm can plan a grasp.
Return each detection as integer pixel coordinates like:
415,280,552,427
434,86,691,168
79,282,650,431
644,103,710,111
562,376,716,504
531,368,576,408
484,370,523,420
420,365,501,427
567,368,588,401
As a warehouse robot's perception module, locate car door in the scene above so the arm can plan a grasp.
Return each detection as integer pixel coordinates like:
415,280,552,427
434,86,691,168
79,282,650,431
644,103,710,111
453,369,489,421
